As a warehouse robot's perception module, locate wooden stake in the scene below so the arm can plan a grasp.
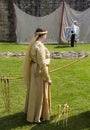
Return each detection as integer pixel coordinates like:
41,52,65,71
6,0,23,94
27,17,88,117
1,76,10,112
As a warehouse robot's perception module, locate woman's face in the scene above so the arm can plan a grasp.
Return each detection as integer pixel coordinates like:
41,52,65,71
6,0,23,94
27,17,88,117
42,34,47,41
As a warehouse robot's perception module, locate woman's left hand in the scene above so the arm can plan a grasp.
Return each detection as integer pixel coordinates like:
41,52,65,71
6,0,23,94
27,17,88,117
48,80,52,85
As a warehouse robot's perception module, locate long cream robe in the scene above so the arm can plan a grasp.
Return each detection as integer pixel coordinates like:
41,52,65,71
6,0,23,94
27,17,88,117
24,41,51,122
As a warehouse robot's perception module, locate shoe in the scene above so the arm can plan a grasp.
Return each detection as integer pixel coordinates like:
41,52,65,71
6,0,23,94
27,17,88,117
34,120,41,124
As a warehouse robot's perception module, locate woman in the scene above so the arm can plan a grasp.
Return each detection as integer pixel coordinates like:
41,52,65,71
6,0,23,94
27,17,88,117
23,28,52,123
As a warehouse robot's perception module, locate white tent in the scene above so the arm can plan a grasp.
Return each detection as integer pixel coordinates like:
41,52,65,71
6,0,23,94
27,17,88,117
14,2,90,44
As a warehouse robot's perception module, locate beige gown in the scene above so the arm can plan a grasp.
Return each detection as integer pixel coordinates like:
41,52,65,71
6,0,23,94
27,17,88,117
24,41,51,122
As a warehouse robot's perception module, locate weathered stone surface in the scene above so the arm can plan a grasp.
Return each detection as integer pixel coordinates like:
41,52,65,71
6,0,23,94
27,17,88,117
0,51,90,59
50,51,90,59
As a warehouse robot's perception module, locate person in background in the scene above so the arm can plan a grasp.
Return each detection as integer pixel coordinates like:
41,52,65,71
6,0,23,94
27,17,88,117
23,28,52,124
71,20,79,47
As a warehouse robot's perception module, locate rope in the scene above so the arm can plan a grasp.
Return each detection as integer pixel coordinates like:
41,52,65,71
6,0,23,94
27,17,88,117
0,55,88,80
0,54,88,112
0,76,23,80
50,55,88,73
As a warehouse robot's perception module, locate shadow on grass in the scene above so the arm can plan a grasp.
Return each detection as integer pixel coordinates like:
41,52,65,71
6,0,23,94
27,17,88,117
54,44,71,49
0,111,90,130
0,112,29,130
0,42,16,45
31,111,90,130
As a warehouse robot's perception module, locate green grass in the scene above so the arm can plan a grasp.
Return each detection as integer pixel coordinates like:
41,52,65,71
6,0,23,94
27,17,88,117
0,42,90,130
0,42,90,52
0,42,27,52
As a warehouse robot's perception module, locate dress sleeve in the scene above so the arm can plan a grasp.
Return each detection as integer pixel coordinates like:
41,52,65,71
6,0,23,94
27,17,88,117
36,43,50,81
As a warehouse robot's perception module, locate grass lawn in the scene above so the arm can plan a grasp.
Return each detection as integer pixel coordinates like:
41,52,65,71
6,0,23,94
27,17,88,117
0,42,90,130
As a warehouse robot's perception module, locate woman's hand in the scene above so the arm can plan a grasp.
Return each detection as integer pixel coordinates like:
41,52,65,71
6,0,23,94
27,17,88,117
44,80,52,85
48,80,52,85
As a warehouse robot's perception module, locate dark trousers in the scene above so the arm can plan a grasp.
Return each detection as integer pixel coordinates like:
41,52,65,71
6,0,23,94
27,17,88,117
71,34,75,47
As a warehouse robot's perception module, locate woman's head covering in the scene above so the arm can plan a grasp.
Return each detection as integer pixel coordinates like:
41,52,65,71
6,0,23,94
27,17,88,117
35,28,48,40
23,28,47,86
73,20,77,24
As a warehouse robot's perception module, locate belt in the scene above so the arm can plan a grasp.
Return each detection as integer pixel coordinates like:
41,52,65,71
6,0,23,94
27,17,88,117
32,61,36,63
32,60,49,66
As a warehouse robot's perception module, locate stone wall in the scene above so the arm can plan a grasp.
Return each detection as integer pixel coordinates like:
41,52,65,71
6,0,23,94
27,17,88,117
0,0,16,42
0,2,9,41
68,0,90,11
0,0,90,42
15,0,62,16
15,0,90,16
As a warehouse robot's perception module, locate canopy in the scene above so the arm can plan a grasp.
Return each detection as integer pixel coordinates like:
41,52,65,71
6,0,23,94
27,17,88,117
14,2,90,44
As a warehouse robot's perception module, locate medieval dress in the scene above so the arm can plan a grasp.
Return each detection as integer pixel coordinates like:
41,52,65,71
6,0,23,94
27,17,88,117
24,41,51,122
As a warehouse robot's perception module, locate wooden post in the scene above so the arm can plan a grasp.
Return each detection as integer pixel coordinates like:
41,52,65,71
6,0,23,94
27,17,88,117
12,0,16,41
59,0,65,43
